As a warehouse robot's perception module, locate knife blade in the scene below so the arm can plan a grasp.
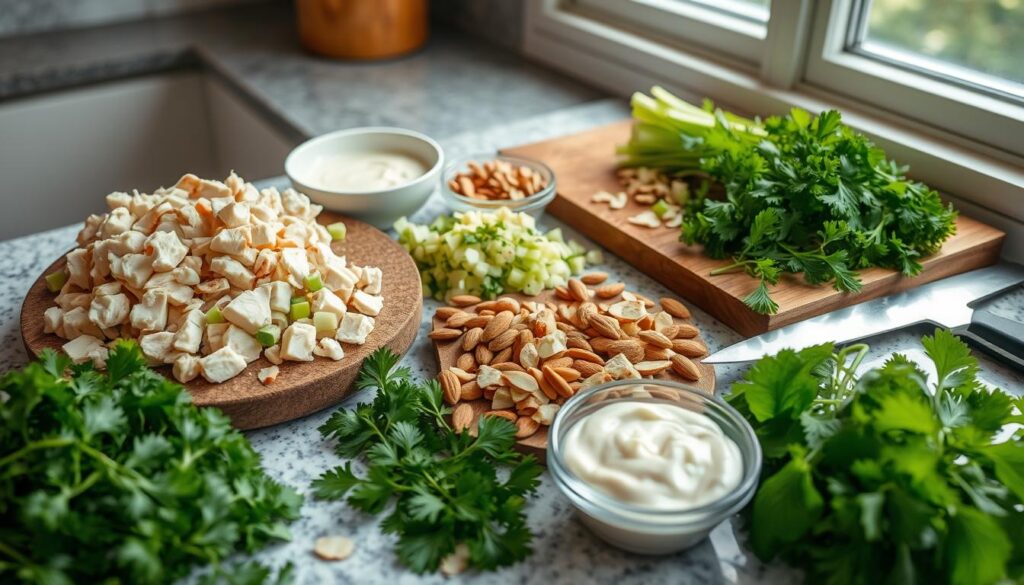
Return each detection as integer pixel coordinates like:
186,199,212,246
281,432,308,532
704,263,1024,364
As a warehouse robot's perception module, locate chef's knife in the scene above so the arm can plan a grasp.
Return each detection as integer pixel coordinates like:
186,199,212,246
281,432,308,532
704,263,1024,367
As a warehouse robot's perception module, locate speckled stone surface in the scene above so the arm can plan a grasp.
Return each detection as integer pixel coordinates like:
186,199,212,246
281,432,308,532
1,100,1022,584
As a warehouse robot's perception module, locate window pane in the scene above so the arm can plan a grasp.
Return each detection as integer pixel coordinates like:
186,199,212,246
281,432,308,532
859,0,1023,94
687,0,770,23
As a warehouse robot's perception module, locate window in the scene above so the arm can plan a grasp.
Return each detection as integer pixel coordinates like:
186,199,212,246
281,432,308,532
523,0,1024,257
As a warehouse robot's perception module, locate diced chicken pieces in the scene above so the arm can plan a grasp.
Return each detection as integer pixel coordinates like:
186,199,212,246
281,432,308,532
196,278,230,297
66,248,92,289
172,309,205,353
64,307,104,339
262,281,293,314
335,313,375,345
93,281,122,296
217,202,250,228
258,366,280,385
62,335,105,364
130,289,169,333
199,346,248,383
358,266,383,295
108,230,147,255
210,226,250,255
264,344,283,365
106,191,132,210
88,293,130,329
172,265,200,286
310,288,347,320
43,307,63,334
172,354,201,383
204,322,229,354
221,288,271,335
281,189,318,221
313,338,345,361
211,256,254,290
280,248,310,285
116,254,155,289
176,173,232,199
253,249,278,279
476,365,503,389
250,222,277,249
280,322,317,362
100,207,133,238
146,230,188,272
349,290,383,317
140,331,176,365
224,325,262,363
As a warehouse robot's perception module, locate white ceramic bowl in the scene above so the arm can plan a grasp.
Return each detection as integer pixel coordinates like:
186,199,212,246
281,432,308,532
285,127,443,228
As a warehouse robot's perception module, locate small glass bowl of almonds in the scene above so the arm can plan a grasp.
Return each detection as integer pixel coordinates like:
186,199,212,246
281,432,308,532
440,154,556,218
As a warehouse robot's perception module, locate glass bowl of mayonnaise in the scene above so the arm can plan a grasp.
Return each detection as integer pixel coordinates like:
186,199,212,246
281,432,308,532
547,379,762,555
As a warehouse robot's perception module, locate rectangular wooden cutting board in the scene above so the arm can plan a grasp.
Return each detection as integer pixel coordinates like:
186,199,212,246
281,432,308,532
501,120,1006,337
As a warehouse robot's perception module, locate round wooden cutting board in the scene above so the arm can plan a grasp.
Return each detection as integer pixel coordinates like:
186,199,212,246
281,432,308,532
431,289,715,458
20,211,422,430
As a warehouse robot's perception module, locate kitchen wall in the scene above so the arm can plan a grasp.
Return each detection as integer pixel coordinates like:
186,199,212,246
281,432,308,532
0,0,264,38
431,0,525,50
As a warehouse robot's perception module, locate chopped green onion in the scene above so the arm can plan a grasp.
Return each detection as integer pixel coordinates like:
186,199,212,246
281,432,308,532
313,311,338,334
290,296,306,305
205,306,225,324
651,198,670,218
45,270,67,293
256,325,281,347
327,222,347,241
290,301,311,321
304,272,323,293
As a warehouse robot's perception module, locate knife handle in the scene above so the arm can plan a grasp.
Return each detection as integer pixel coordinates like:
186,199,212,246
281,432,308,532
953,309,1024,372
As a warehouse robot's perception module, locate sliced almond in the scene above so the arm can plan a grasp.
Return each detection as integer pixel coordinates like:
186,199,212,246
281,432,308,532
449,367,474,382
519,342,540,369
483,409,517,422
552,367,581,382
607,300,647,322
542,365,575,398
503,370,540,394
492,361,526,372
314,536,355,561
635,360,672,376
515,416,540,438
565,348,605,364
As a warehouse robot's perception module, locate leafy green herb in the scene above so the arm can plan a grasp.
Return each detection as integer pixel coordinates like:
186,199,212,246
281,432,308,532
0,341,302,585
728,330,1024,585
313,348,542,573
619,87,957,314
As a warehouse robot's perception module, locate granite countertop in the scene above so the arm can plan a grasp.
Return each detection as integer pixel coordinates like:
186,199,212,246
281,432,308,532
2,6,1023,585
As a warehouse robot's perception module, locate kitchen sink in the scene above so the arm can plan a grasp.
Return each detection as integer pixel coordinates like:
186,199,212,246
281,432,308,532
0,71,298,240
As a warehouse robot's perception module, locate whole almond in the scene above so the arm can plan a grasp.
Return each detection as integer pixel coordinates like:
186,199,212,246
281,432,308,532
554,286,573,301
515,416,540,438
461,327,484,351
567,278,590,302
478,309,495,317
542,365,575,398
670,354,701,381
635,360,672,376
461,380,482,401
581,272,608,285
492,346,513,364
475,344,493,365
464,315,492,329
672,339,708,358
439,370,462,404
515,397,540,416
566,336,593,351
494,297,521,313
590,314,622,340
645,346,673,361
607,340,645,363
528,367,558,401
482,310,514,342
577,302,598,328
563,347,603,364
492,361,526,372
487,329,518,352
483,409,517,422
574,360,604,377
457,352,477,371
638,330,673,349
675,323,700,339
435,306,462,320
452,403,474,433
450,367,474,382
475,301,497,313
660,297,691,319
446,312,473,328
543,356,574,370
450,294,482,307
588,336,616,352
429,328,463,341
660,324,680,339
595,282,625,298
553,367,581,382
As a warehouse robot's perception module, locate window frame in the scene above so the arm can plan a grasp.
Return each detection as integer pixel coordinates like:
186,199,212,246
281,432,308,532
522,0,1024,260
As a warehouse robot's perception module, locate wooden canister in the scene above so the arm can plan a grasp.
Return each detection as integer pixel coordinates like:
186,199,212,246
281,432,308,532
296,0,428,60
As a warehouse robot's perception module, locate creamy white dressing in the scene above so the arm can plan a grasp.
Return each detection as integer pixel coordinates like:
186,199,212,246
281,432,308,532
310,152,427,191
563,401,743,510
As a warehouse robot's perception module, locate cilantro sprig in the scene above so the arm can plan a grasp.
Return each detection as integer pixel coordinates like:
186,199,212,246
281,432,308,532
728,330,1024,585
313,348,542,574
620,87,958,314
0,341,301,585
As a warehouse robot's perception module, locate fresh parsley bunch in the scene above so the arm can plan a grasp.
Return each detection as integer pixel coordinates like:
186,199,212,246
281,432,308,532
0,341,302,585
620,87,957,314
728,330,1024,585
313,348,542,573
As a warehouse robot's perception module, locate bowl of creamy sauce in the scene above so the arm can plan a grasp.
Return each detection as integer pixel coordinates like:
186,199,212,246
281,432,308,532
286,127,443,228
548,380,762,555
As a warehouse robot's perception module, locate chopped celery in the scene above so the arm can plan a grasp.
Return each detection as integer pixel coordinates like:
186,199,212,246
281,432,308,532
313,311,338,334
290,296,306,305
290,301,311,321
304,272,323,292
256,324,281,347
206,306,225,324
651,199,670,218
44,270,67,293
327,222,347,241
